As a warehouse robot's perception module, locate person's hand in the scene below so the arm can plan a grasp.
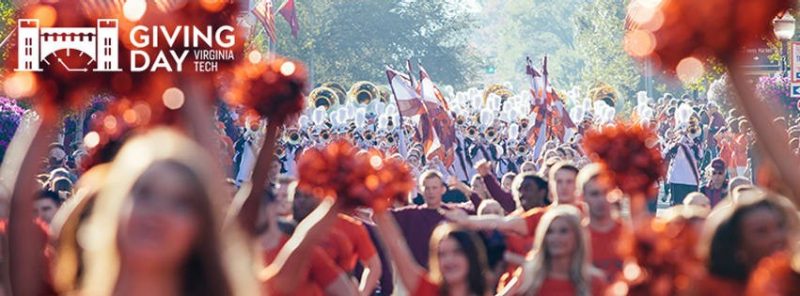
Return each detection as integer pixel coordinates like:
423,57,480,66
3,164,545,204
447,176,470,194
474,160,493,177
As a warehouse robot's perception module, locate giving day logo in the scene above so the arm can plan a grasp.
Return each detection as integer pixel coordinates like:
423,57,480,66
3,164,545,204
15,18,237,73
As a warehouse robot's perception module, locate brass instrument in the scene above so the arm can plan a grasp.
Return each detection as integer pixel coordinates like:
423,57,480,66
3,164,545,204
285,129,301,145
377,85,392,103
688,116,702,139
485,127,497,142
456,115,466,126
467,125,479,139
348,81,379,105
516,143,529,155
308,87,340,110
320,130,331,141
321,82,348,105
482,83,515,104
386,133,396,144
520,118,530,130
364,130,375,142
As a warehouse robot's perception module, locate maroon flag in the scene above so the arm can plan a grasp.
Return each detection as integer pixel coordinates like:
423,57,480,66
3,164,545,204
419,65,456,167
277,0,299,38
252,0,277,42
386,67,424,118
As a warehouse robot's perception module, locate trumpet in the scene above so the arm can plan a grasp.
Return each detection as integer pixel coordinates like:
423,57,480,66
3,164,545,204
320,130,331,141
285,129,301,145
516,143,529,155
485,127,497,142
364,130,375,142
467,125,479,139
456,115,466,126
520,118,530,130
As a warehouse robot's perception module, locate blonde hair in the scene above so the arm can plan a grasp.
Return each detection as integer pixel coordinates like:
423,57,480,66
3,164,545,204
519,205,598,296
575,163,602,197
79,128,257,296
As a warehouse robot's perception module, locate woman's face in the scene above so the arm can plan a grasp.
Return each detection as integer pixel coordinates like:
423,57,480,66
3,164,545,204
738,207,788,267
118,163,202,269
545,217,577,259
437,237,469,285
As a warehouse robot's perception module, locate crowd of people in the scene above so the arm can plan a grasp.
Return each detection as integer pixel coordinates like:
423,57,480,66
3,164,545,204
2,80,800,296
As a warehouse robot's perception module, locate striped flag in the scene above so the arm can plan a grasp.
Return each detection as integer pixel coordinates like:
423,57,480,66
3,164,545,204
252,0,278,42
277,0,299,38
386,67,424,118
524,56,575,158
419,66,456,167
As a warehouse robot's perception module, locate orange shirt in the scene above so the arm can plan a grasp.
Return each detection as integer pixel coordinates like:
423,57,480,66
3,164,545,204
263,234,342,296
522,206,549,237
589,221,623,281
537,275,607,296
414,274,441,296
322,214,378,272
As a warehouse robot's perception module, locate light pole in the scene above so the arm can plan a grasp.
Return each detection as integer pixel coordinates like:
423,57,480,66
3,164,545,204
773,13,796,77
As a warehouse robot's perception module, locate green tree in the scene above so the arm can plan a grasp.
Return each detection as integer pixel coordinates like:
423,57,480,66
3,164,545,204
573,0,641,105
253,0,480,88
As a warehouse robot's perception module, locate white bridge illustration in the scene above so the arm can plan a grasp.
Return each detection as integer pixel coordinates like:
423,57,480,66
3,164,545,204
16,18,121,72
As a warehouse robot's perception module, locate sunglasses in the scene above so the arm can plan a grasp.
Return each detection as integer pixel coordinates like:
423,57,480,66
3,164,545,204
712,171,724,175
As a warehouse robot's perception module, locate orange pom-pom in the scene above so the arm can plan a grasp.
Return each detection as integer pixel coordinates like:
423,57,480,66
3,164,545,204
626,0,793,73
615,214,705,295
746,252,800,295
223,55,307,125
296,140,413,211
582,122,665,198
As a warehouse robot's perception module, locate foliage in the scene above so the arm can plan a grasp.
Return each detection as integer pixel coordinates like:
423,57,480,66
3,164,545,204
706,74,739,112
0,0,18,69
685,58,726,94
0,97,25,161
573,0,641,106
469,0,586,89
755,75,798,115
257,0,481,88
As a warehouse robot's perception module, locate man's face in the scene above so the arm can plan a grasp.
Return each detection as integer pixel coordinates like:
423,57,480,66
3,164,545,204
582,178,611,221
421,177,446,208
552,169,577,204
518,179,545,210
34,198,59,223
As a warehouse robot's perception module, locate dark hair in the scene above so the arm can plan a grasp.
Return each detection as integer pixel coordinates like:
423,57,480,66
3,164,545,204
707,199,789,281
155,162,232,296
515,172,549,205
429,224,489,296
37,190,63,206
50,177,74,194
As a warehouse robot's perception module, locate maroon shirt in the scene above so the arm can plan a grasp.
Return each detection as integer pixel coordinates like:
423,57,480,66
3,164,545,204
391,202,473,269
482,174,517,213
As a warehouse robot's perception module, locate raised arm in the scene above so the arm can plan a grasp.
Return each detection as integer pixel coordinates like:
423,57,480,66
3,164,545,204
261,198,339,292
373,211,427,294
476,161,516,213
443,208,529,236
7,113,57,296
